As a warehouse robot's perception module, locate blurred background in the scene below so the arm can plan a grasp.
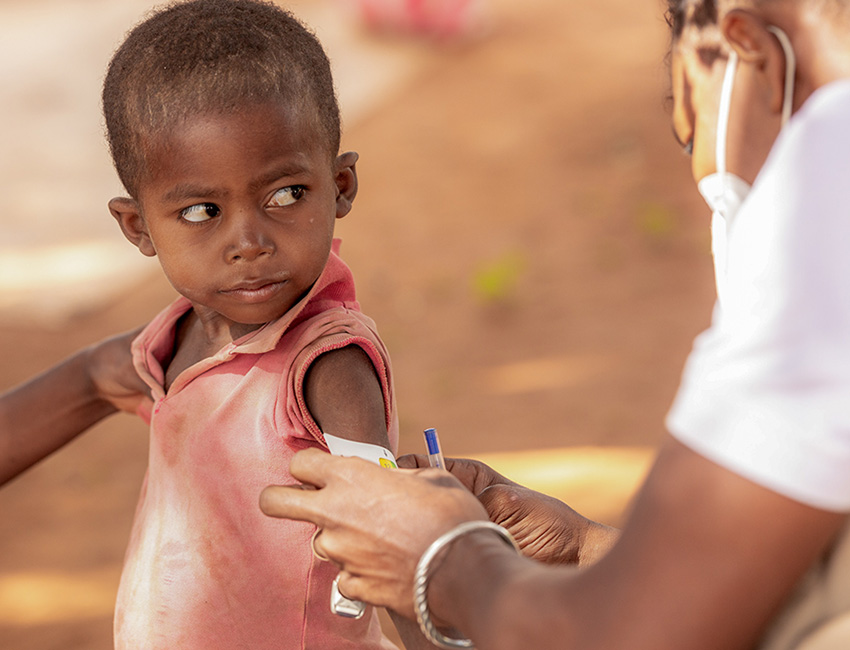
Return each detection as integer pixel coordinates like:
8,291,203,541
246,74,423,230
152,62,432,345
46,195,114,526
0,0,716,646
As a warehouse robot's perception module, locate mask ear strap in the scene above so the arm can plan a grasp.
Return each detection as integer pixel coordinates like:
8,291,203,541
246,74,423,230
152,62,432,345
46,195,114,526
766,25,796,125
716,50,738,177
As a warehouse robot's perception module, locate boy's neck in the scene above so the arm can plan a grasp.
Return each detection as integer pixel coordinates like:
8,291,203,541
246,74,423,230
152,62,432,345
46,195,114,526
164,308,266,391
188,306,266,345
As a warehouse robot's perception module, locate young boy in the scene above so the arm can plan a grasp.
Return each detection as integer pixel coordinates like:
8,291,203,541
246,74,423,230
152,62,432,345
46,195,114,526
102,1,417,647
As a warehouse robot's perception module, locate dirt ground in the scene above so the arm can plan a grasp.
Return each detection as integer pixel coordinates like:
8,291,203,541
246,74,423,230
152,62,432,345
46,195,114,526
0,0,717,647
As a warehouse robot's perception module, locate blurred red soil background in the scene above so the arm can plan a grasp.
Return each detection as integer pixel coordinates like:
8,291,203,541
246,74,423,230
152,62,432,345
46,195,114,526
0,0,716,647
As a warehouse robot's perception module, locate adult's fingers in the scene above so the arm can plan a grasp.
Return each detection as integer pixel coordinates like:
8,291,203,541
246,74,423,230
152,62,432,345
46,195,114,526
334,570,367,603
443,457,516,496
289,447,393,488
286,447,338,488
396,453,428,469
259,483,330,528
397,454,501,493
335,570,416,619
261,449,397,525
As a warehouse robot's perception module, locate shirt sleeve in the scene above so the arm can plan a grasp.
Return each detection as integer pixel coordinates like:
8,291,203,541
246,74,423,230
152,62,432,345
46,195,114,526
278,307,399,456
667,84,850,512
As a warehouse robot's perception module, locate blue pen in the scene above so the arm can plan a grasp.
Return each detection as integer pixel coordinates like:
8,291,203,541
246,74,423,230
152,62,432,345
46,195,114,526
423,427,446,469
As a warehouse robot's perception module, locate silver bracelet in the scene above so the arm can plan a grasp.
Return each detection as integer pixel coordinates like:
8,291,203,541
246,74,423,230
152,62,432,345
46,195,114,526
413,521,520,649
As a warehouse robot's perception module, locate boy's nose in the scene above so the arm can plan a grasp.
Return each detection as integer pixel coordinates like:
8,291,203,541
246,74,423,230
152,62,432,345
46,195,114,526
224,211,275,263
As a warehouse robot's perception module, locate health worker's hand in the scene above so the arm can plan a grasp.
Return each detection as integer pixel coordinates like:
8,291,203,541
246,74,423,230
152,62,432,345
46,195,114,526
399,454,619,566
259,448,488,618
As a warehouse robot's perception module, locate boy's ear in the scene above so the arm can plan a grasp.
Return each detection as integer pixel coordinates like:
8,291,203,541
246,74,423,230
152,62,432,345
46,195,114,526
333,151,359,219
721,9,789,115
108,197,156,257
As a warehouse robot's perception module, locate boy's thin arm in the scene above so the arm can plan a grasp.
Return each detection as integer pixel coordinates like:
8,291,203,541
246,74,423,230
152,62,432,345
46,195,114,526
0,328,147,486
305,345,442,648
0,349,116,485
303,344,391,450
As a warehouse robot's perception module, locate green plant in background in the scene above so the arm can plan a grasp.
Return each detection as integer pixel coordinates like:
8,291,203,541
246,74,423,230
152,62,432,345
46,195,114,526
637,200,677,245
471,251,526,304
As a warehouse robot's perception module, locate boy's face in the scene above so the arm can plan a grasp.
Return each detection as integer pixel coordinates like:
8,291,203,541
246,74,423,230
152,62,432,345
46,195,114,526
111,102,356,329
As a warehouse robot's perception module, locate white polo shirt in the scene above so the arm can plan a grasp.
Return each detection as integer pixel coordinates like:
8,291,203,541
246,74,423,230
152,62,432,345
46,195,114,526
667,79,850,512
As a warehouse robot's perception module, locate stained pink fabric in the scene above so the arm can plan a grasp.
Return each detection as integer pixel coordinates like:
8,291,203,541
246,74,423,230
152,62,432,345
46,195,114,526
117,243,399,649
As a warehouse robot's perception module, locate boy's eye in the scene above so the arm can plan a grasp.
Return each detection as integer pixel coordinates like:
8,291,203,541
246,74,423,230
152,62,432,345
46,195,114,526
268,186,305,207
181,203,221,223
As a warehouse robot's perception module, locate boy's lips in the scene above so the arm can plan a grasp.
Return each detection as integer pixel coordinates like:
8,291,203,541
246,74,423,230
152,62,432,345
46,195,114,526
221,278,288,303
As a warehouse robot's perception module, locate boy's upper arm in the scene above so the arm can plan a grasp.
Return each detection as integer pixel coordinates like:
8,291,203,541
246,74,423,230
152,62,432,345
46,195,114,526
303,344,391,450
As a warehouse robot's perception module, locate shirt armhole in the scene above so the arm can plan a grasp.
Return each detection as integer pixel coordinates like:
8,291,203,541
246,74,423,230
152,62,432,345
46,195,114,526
290,335,394,451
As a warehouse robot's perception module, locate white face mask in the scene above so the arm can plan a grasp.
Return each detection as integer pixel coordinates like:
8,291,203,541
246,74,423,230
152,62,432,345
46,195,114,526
697,26,796,305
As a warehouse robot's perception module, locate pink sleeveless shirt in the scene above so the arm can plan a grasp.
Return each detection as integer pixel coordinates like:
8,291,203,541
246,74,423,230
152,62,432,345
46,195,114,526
116,245,399,649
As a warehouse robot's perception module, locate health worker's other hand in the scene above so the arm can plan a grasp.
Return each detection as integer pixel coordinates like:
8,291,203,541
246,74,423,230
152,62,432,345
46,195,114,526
259,448,488,618
85,327,150,415
399,454,619,566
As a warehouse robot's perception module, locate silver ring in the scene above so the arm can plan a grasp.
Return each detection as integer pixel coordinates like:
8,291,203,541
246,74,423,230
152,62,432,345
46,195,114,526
311,527,330,562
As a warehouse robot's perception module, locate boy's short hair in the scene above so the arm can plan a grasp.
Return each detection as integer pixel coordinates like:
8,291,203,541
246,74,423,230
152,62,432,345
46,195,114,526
103,0,341,197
